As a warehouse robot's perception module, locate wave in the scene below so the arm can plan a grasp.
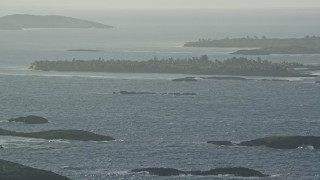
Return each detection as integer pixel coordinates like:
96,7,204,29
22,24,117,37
105,171,128,176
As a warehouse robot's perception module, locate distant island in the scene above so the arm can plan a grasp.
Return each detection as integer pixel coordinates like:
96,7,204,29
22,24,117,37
184,36,320,55
0,14,112,30
29,56,316,77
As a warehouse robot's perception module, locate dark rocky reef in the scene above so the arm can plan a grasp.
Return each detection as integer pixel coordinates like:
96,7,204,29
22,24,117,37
131,167,268,177
164,92,196,96
316,81,320,83
114,91,196,96
0,159,71,180
208,136,320,149
172,77,197,82
131,168,182,176
0,14,112,30
0,128,114,141
200,76,248,80
261,79,290,82
239,136,320,149
115,91,157,95
8,115,49,124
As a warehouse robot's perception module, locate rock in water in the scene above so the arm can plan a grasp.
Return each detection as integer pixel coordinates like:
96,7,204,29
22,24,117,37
0,128,115,141
172,77,197,82
190,167,269,177
239,136,320,149
0,159,71,180
131,168,183,176
130,167,268,177
8,115,49,124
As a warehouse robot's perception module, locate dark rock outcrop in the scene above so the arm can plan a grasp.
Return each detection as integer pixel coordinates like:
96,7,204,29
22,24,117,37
200,76,248,80
116,91,157,95
172,77,197,82
163,92,196,96
239,136,320,149
131,168,182,176
131,167,268,177
0,128,114,141
188,167,268,177
316,81,320,83
0,159,71,180
208,136,320,149
207,141,234,146
261,79,290,82
8,116,49,124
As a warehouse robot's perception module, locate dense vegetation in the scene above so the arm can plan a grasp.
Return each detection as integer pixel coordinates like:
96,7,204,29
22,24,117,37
30,56,312,77
184,36,320,55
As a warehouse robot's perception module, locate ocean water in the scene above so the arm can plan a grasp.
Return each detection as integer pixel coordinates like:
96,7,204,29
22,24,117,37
0,9,320,179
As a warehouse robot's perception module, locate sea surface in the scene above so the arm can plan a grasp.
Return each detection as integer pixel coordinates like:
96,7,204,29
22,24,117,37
0,9,320,179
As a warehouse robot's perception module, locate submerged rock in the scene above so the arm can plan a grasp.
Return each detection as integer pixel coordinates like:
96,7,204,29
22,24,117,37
239,136,320,149
130,167,268,177
0,128,115,141
116,91,157,95
188,167,268,177
172,77,197,82
163,92,196,96
209,136,320,149
8,115,49,124
131,168,182,176
207,141,234,146
261,79,290,82
114,91,196,96
200,76,248,80
0,159,71,180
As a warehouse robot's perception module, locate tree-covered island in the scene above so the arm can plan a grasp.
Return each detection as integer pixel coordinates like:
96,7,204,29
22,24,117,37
30,56,316,77
0,14,112,30
184,36,320,55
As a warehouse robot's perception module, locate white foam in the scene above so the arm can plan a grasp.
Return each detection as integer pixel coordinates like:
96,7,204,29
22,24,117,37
106,170,128,176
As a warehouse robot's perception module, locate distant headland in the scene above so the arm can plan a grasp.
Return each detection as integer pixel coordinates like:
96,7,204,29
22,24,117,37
0,14,113,30
184,36,320,55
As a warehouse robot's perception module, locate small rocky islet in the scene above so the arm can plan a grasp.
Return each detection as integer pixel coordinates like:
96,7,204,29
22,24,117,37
0,159,71,180
208,136,320,149
29,56,318,77
8,115,49,124
0,128,114,141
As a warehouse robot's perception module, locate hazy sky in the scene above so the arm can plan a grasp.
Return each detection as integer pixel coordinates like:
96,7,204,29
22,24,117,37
1,0,320,9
